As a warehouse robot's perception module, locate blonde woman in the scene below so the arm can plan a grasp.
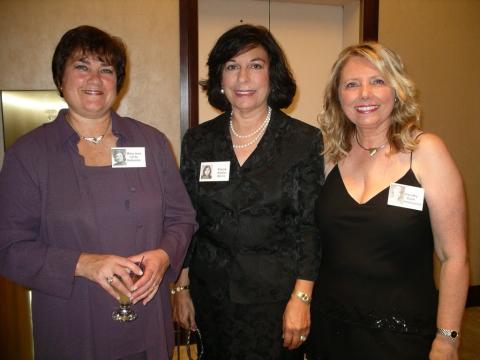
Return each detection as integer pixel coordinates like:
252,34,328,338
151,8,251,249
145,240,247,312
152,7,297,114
306,43,468,360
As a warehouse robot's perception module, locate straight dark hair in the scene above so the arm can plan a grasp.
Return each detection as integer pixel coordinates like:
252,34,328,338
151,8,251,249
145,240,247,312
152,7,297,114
200,24,296,111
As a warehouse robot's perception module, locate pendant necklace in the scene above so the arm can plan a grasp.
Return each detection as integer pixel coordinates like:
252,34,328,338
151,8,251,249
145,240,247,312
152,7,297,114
231,107,272,149
67,113,111,145
355,131,387,157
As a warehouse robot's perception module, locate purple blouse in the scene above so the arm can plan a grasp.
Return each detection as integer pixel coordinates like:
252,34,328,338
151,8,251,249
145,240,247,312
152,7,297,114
0,110,197,360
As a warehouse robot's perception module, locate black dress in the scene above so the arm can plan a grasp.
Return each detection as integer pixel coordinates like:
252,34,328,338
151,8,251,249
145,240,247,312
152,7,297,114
306,164,437,360
180,109,324,360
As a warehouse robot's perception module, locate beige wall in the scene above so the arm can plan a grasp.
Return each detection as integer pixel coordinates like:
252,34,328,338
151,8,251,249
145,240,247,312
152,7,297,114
379,0,480,285
0,0,181,159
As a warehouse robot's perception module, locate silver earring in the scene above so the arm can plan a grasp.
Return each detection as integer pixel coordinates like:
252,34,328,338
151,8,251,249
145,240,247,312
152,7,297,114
220,88,224,94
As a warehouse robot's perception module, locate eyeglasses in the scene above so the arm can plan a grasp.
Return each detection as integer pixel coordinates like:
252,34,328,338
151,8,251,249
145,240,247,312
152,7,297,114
186,328,204,360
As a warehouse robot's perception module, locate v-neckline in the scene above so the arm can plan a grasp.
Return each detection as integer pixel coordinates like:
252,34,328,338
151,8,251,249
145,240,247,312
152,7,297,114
334,164,412,206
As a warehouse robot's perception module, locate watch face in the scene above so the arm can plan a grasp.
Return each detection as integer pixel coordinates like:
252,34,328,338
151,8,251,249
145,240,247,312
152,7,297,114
451,331,458,338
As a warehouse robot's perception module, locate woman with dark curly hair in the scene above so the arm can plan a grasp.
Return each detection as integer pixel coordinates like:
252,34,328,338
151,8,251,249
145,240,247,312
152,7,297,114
305,42,468,360
172,24,324,359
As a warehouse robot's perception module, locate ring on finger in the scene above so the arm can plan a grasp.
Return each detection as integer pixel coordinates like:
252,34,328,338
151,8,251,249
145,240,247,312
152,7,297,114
299,335,307,341
106,276,114,285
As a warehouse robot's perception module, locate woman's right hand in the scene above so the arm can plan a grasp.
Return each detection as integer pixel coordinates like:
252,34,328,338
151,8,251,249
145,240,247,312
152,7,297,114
75,252,143,301
173,289,197,330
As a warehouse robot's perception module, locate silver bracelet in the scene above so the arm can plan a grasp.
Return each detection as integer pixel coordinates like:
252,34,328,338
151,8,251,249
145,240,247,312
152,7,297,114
170,284,190,295
293,290,312,304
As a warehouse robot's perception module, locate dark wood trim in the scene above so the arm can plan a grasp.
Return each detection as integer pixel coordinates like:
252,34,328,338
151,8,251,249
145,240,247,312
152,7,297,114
179,0,379,134
361,0,379,42
179,0,199,136
466,285,480,307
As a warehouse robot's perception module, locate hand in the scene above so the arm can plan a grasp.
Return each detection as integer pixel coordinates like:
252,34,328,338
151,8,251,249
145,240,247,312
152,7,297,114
173,289,197,330
75,253,142,301
429,336,459,360
282,297,311,350
129,249,170,305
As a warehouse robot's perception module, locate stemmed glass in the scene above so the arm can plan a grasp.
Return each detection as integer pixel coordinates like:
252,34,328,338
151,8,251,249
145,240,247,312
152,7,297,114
112,258,144,322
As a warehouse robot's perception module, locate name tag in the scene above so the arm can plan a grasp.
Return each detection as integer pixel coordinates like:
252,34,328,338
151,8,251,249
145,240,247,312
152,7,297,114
111,147,146,168
387,182,424,211
199,161,230,182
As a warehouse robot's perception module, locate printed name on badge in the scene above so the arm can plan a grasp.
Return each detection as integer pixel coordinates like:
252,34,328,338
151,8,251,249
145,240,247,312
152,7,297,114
387,182,424,211
199,161,230,182
111,147,146,168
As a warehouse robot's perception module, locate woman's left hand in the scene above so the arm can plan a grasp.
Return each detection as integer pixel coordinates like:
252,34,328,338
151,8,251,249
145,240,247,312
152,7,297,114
429,336,459,360
128,249,170,305
282,297,310,350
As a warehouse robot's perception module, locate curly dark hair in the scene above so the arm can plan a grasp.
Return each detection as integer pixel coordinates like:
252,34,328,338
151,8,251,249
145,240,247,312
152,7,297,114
52,25,127,96
200,24,296,112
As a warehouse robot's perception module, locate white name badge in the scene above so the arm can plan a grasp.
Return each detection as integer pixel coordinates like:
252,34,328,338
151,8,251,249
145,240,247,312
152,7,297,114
387,182,424,211
199,161,230,182
111,147,146,168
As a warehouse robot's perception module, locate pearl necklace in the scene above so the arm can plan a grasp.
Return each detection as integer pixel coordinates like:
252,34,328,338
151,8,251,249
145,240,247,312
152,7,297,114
355,131,387,157
231,107,272,149
67,113,111,145
230,107,272,139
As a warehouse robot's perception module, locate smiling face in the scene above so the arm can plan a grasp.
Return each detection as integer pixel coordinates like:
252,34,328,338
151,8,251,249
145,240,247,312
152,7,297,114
61,52,117,120
338,56,395,131
221,46,270,115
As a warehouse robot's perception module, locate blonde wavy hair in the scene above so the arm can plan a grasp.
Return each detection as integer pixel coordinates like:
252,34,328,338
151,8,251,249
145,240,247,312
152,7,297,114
320,42,421,163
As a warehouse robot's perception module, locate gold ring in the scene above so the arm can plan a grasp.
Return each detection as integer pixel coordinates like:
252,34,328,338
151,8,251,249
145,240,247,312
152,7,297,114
106,276,114,284
300,335,307,341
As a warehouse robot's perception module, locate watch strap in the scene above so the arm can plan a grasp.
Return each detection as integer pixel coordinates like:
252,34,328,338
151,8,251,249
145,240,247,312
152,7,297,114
437,327,459,342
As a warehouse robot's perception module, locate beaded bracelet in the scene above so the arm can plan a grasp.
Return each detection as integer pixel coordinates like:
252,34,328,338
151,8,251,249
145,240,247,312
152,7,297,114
170,284,190,295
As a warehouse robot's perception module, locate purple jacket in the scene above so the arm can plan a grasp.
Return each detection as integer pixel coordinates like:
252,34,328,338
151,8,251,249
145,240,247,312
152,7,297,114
0,110,197,359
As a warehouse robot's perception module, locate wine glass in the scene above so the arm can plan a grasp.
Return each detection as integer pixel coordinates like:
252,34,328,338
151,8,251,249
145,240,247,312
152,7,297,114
112,258,144,322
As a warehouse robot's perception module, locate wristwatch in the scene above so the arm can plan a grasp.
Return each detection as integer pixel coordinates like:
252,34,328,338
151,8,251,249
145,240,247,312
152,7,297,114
437,327,459,342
